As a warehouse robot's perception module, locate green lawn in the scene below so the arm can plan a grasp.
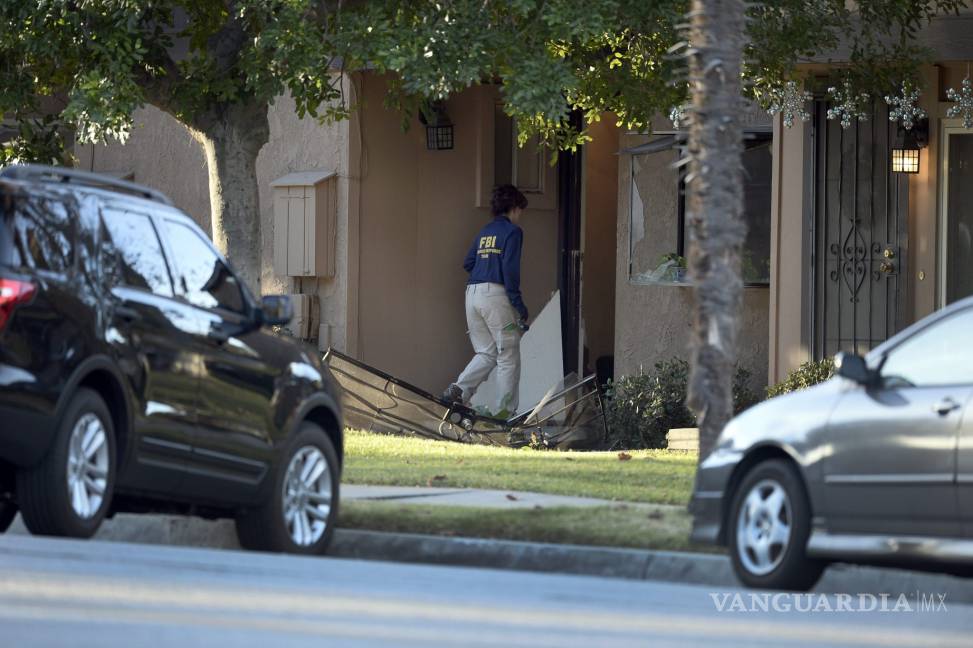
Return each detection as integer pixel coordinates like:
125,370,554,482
339,501,715,553
343,430,698,506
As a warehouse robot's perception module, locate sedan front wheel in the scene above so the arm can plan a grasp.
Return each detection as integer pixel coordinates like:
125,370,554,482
728,459,824,591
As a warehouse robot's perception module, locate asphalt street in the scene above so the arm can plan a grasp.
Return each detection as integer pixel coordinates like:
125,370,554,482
1,534,971,648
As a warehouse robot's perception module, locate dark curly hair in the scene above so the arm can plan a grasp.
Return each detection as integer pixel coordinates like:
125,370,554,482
491,184,528,217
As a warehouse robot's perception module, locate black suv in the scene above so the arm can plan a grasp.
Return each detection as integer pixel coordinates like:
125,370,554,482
0,165,342,554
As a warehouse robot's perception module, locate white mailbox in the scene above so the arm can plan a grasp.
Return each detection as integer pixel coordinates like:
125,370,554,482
271,170,337,277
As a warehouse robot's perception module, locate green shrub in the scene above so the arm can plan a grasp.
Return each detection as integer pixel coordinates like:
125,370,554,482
766,358,835,398
605,358,759,450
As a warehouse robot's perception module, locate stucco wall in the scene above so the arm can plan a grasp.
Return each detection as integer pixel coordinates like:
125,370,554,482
76,88,354,353
614,132,770,389
76,105,211,232
355,76,560,392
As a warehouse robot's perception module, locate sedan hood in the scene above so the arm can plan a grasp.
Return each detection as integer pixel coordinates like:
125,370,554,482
717,377,846,456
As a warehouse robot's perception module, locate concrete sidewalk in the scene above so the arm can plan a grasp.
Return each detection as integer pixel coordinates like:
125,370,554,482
343,484,681,510
7,484,674,548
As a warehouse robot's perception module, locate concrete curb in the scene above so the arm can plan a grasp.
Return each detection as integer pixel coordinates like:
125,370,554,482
331,530,973,605
333,529,731,582
10,513,973,603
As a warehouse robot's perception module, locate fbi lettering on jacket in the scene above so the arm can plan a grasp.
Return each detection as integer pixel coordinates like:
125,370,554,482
478,236,501,258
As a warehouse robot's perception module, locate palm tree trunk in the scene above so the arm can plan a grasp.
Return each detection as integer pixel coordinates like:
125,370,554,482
685,0,747,461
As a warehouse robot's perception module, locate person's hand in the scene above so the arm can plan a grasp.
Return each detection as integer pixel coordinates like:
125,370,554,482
518,317,529,333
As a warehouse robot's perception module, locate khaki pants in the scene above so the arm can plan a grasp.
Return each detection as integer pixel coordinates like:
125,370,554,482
455,283,521,413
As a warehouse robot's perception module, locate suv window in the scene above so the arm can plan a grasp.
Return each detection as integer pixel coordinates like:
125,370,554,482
101,208,174,297
3,194,74,273
162,220,246,314
880,308,973,387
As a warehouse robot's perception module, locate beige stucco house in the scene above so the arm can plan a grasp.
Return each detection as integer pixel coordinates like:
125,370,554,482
78,15,973,397
78,74,619,396
618,15,973,389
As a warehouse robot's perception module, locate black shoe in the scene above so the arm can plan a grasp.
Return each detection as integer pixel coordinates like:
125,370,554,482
442,384,464,404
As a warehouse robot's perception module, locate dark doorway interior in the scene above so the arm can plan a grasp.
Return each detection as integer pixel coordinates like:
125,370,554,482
558,114,584,376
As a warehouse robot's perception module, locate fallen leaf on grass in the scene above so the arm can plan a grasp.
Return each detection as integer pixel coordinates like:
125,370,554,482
505,494,518,501
427,474,447,486
617,452,633,461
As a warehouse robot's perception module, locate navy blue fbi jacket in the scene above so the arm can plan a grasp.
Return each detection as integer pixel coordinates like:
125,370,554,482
463,215,528,321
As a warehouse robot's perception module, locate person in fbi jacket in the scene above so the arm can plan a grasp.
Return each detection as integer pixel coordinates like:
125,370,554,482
443,184,529,414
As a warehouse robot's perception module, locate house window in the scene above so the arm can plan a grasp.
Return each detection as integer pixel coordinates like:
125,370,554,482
494,105,545,194
628,132,772,286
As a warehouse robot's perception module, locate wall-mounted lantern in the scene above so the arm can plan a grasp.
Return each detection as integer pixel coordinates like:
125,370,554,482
420,101,454,150
891,118,929,174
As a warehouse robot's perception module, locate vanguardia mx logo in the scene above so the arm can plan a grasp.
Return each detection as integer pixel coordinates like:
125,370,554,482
709,591,948,613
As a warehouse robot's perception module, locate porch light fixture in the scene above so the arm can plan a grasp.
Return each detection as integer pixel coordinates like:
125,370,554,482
891,118,929,174
891,140,919,173
420,102,454,151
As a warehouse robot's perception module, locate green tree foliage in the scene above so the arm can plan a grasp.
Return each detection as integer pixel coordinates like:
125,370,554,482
4,1,961,163
0,1,351,288
0,1,348,148
336,0,967,149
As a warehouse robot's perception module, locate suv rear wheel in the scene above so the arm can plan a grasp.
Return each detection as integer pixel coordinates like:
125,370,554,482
235,421,340,554
728,459,824,591
16,388,116,538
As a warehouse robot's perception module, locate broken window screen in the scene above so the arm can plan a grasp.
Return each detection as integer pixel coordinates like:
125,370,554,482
325,350,607,449
628,133,773,286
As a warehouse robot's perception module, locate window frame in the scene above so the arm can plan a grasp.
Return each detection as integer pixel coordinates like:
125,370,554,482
627,130,772,288
157,215,254,319
8,191,78,280
99,204,177,299
675,132,773,288
873,306,973,389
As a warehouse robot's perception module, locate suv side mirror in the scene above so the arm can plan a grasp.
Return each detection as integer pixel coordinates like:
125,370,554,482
834,351,873,386
259,295,293,326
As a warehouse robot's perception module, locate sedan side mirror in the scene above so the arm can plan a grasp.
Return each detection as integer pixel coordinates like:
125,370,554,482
834,351,873,386
259,295,293,326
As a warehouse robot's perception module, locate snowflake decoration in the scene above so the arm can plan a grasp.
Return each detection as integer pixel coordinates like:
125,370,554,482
826,81,870,129
669,105,686,129
885,82,926,130
766,80,812,128
947,76,973,129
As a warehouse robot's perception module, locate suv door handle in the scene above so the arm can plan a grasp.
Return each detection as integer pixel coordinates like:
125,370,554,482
933,398,961,416
114,305,142,322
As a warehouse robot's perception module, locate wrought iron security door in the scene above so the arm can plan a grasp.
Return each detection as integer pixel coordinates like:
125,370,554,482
813,100,909,358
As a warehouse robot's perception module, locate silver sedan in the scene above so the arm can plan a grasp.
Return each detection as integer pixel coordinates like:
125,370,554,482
690,297,973,590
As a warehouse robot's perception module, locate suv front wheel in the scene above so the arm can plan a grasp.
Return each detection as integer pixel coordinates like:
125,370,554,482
17,388,116,538
235,421,340,554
